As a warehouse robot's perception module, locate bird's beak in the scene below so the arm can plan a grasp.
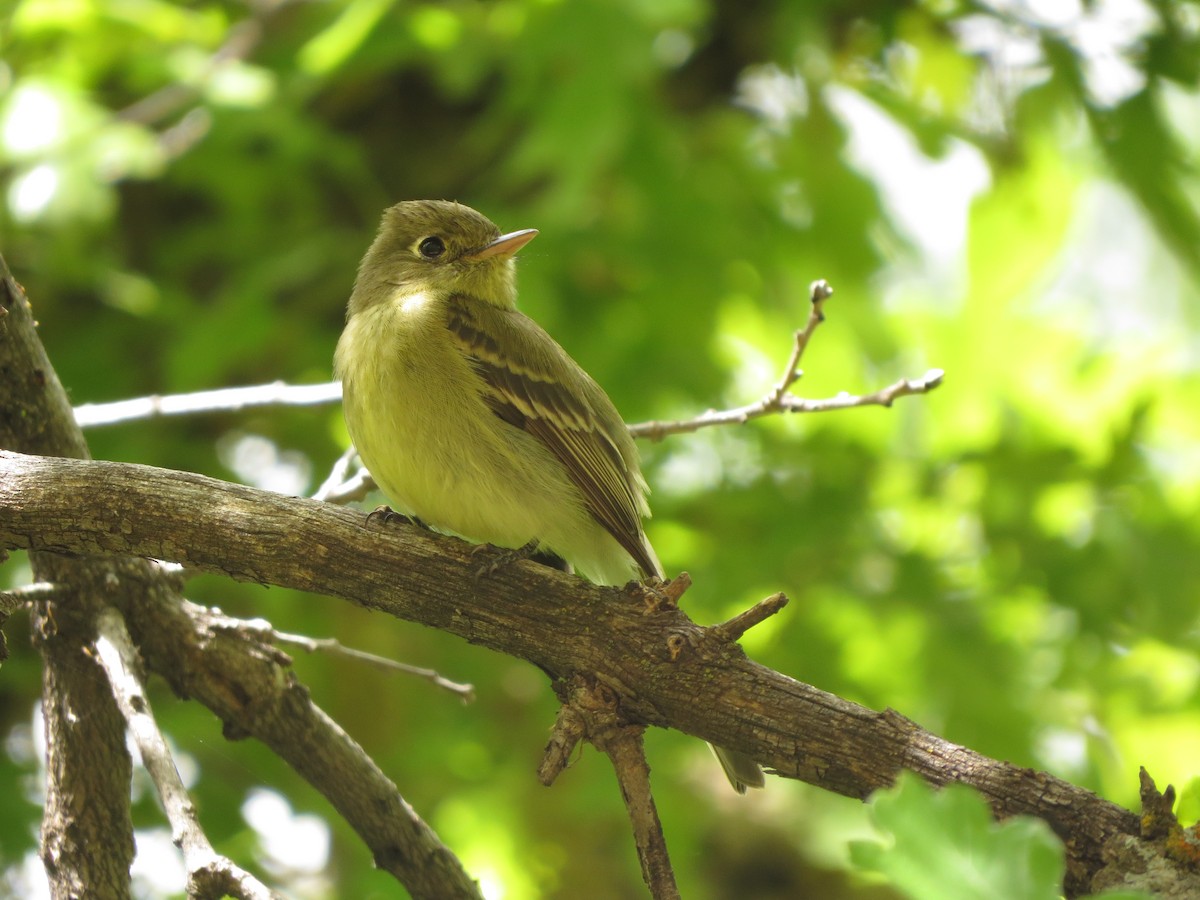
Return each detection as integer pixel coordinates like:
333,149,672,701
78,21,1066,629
464,228,538,261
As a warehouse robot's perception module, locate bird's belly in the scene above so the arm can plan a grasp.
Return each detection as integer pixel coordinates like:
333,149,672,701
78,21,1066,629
339,326,570,549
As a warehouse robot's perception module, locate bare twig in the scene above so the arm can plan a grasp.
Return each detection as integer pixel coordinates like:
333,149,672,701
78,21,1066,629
2,582,59,663
630,279,943,441
312,446,358,501
538,704,586,787
710,592,789,643
312,446,378,505
74,380,342,429
93,606,282,900
318,467,377,505
266,627,475,702
74,277,942,518
567,680,679,900
604,725,679,900
173,603,475,698
0,580,59,615
768,278,834,402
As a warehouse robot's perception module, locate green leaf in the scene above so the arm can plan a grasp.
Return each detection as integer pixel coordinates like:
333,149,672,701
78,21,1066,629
850,772,1065,900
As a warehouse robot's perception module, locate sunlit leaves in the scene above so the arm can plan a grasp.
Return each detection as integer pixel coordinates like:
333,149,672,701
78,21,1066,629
3,0,1200,896
851,774,1066,900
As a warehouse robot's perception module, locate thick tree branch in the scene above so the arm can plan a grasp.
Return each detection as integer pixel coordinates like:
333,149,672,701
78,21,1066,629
31,569,136,900
3,254,135,898
0,450,1164,897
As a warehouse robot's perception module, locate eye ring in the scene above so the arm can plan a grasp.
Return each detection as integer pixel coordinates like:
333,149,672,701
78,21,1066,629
417,236,445,259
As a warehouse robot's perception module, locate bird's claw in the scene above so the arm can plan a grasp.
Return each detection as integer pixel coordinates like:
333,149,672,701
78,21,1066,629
366,506,428,529
471,540,540,580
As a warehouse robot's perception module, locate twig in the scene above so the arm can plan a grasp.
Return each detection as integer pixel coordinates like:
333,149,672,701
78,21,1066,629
570,681,679,900
710,592,789,643
318,468,377,505
93,606,282,900
629,279,944,441
538,704,586,787
768,278,834,402
312,446,378,505
603,726,679,900
266,627,475,702
1,582,60,664
0,580,60,615
313,446,358,501
74,380,342,428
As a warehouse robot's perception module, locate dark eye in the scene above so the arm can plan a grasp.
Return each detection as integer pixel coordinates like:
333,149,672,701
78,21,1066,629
418,236,445,259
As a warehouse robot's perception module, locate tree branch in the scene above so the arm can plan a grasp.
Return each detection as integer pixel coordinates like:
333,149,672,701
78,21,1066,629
71,279,942,474
579,680,680,900
0,449,1166,897
3,253,135,899
31,570,136,900
134,581,487,899
93,606,282,900
628,279,943,441
74,380,343,429
1,258,482,900
248,621,476,702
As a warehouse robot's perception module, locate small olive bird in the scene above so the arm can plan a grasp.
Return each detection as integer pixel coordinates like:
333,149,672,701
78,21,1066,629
335,199,763,792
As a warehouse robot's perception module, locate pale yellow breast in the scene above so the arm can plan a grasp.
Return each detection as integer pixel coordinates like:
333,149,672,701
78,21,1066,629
333,290,578,549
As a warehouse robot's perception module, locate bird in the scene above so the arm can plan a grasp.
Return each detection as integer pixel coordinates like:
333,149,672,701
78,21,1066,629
334,199,764,792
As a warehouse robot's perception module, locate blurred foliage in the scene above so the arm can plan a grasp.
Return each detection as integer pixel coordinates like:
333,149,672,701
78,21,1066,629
850,773,1069,900
3,0,1200,897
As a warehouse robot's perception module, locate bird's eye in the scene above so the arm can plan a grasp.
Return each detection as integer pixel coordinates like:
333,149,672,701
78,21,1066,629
417,236,446,259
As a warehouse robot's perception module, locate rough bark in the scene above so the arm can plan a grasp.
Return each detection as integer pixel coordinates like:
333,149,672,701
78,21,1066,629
2,254,135,899
0,449,1162,897
0,259,481,900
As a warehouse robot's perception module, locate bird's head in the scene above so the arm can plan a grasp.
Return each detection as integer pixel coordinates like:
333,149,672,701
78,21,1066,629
350,199,537,314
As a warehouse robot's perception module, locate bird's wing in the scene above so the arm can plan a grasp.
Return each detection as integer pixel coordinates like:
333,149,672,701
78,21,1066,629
445,295,658,578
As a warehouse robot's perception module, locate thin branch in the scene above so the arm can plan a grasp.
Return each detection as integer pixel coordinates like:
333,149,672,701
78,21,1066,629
629,279,944,441
74,381,342,428
595,729,679,897
768,278,834,402
263,625,476,702
312,445,358,501
0,580,59,615
552,679,680,899
127,587,487,900
710,592,788,643
93,607,282,900
317,467,377,505
603,727,678,900
1,582,59,663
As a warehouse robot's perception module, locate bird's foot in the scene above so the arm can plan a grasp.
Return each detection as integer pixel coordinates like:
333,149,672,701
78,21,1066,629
366,505,428,529
471,539,544,580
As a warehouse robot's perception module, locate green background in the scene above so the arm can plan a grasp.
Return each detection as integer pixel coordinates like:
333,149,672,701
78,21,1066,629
2,0,1199,897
